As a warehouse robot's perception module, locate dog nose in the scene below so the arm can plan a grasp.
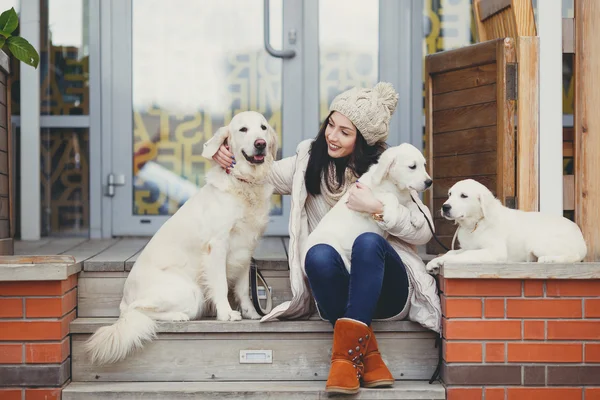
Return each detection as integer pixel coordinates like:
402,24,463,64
425,179,433,188
254,139,266,151
442,204,451,213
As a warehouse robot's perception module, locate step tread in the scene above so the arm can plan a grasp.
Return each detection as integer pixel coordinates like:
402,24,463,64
71,318,434,334
63,381,445,399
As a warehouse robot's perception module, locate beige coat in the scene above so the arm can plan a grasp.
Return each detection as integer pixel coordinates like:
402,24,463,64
204,138,442,333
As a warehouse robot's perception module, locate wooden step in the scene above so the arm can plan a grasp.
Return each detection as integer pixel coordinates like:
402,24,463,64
77,270,291,317
62,381,446,399
70,318,438,383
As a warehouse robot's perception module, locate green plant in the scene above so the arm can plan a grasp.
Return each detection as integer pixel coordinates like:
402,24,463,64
0,7,39,68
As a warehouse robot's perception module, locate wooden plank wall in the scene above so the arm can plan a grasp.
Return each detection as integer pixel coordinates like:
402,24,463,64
426,39,516,255
0,53,12,255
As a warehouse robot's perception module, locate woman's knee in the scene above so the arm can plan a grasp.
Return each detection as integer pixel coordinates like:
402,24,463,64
304,244,338,278
352,232,386,253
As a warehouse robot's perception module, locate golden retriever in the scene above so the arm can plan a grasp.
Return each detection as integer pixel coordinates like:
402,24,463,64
84,111,278,365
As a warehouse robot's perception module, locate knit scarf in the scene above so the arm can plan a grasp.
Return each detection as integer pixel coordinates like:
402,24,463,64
320,163,359,208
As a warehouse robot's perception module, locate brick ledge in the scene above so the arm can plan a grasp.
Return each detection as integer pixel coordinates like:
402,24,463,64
441,262,600,279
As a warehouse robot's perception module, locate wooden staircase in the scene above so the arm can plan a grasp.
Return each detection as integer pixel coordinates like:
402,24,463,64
18,238,444,399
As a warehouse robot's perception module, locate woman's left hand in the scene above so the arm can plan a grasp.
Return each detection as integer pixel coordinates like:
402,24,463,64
346,182,384,214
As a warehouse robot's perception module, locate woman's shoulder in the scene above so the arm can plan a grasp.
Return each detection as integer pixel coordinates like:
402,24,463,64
295,139,314,156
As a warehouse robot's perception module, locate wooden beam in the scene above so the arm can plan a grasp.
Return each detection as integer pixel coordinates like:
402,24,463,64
496,38,517,206
563,18,575,54
564,175,575,211
575,0,600,261
477,0,512,21
516,37,540,211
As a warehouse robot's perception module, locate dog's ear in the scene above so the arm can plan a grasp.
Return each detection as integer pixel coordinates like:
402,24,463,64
201,126,230,159
371,150,395,186
478,187,496,219
267,124,279,160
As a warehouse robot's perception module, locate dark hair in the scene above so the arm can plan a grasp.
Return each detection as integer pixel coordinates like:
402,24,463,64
305,111,387,196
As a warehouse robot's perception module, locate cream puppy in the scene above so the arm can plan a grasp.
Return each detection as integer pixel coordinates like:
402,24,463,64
426,179,587,274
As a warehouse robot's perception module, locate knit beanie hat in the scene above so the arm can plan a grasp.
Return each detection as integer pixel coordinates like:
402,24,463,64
329,82,399,145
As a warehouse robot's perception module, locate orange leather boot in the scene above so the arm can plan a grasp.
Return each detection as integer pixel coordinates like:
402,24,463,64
362,326,395,388
325,318,371,394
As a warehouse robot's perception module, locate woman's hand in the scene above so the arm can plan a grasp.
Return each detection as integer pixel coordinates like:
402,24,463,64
212,144,236,172
346,182,384,214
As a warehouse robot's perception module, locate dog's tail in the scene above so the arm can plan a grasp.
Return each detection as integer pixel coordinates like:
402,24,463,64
83,307,156,365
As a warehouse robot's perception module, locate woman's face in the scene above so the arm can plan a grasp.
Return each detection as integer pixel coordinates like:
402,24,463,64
325,111,357,158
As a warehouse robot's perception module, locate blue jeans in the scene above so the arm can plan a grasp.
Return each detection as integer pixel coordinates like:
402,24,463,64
304,232,410,326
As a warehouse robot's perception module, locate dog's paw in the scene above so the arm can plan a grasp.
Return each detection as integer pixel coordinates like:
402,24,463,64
217,309,242,322
242,307,262,320
169,312,191,322
426,257,444,275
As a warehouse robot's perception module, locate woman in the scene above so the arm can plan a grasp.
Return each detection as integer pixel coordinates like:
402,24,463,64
204,82,441,395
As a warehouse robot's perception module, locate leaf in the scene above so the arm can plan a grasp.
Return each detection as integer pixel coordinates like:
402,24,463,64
0,37,5,48
7,36,39,68
0,29,10,39
0,7,18,35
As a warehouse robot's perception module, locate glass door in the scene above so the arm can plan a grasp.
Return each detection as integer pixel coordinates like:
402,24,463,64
105,0,301,236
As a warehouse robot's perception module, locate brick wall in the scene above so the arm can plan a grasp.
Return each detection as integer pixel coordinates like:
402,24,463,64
0,274,77,399
441,277,600,399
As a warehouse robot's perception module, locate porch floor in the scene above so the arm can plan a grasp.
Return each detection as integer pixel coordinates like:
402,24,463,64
14,237,289,271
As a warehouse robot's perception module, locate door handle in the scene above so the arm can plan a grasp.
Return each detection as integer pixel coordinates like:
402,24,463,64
264,0,296,59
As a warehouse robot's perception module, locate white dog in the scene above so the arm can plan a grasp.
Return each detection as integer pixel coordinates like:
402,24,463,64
84,111,278,365
426,179,587,274
305,143,433,273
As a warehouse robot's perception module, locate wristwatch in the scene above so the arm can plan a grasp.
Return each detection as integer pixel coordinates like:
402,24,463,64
372,212,384,222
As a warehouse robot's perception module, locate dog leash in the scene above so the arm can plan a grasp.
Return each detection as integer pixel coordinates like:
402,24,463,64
250,258,273,317
409,194,450,384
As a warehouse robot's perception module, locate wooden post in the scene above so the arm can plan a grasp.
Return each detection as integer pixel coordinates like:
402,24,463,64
516,37,539,211
574,0,600,261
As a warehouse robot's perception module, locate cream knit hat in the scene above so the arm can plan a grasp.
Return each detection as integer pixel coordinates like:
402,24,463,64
329,82,399,145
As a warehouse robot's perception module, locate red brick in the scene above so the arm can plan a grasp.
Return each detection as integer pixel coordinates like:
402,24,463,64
546,280,600,297
585,343,600,363
444,341,482,362
485,388,505,400
585,299,600,318
444,298,482,318
439,277,445,292
444,279,522,296
25,289,77,318
0,343,22,363
547,321,600,340
507,387,582,400
587,388,600,400
447,387,482,400
508,342,582,363
445,320,521,340
25,388,62,400
0,310,75,341
484,299,505,318
0,298,23,318
25,338,70,363
524,280,544,297
523,321,545,340
507,299,582,318
485,342,505,362
0,274,76,296
0,390,22,400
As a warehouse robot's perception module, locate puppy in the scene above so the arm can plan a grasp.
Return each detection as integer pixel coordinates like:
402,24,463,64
426,179,587,274
305,143,433,273
84,111,278,365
